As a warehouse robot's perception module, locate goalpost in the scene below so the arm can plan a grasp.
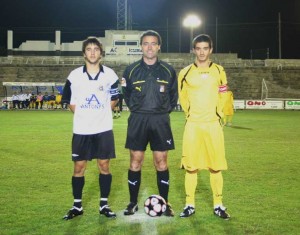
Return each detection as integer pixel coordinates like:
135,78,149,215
261,78,268,100
260,78,300,110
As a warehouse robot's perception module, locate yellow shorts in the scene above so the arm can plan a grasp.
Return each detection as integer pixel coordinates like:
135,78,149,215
181,120,227,171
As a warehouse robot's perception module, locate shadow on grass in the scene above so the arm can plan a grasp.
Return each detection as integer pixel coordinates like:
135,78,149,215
65,214,84,235
226,125,253,130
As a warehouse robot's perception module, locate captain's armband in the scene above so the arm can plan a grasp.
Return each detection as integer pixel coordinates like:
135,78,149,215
218,85,227,93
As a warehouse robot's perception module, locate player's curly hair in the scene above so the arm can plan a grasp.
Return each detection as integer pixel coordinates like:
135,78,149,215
82,37,103,54
192,34,213,49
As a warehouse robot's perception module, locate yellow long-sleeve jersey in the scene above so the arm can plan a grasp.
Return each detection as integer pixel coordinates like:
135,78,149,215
178,62,227,122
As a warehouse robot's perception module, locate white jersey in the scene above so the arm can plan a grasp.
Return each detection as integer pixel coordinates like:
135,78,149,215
26,93,31,100
65,65,119,135
19,93,26,101
12,94,19,101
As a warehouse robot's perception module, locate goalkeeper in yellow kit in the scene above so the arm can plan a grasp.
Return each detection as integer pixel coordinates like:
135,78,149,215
223,86,234,126
178,34,230,219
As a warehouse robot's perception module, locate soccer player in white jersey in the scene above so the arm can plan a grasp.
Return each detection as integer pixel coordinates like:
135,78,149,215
62,37,119,220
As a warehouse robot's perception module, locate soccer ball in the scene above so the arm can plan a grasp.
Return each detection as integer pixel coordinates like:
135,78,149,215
144,195,166,217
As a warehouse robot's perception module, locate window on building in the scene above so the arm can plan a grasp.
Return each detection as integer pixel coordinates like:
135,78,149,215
114,41,138,46
127,41,138,46
115,41,126,46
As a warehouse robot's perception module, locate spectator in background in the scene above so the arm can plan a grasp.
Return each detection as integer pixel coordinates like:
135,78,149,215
30,93,37,109
113,81,124,118
55,92,62,109
43,92,50,109
118,81,124,113
113,82,122,118
19,92,26,109
36,92,44,109
222,86,234,126
48,93,56,109
25,91,31,109
176,98,182,111
12,92,19,109
113,102,121,118
1,98,8,109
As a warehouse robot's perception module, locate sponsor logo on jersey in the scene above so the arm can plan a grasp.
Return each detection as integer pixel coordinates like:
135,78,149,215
199,72,209,79
135,86,142,92
80,94,104,109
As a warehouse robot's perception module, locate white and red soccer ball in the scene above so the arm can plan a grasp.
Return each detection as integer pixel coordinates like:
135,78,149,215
144,195,166,217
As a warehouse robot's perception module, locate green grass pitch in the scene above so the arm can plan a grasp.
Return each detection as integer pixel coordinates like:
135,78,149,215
0,110,299,235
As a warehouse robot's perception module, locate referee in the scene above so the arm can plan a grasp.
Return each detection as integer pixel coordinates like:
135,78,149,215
122,30,178,216
62,37,119,220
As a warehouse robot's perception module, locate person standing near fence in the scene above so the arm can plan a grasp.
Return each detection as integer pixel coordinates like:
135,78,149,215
48,93,56,109
29,93,37,109
12,92,19,109
43,92,50,109
118,81,124,113
178,34,230,220
55,92,62,109
62,37,119,220
24,91,31,109
35,92,43,109
222,86,234,126
113,82,124,118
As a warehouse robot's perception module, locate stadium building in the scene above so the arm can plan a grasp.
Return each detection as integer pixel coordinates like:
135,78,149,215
1,30,300,110
7,30,143,57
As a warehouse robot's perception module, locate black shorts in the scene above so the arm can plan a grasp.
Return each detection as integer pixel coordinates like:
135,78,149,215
72,130,116,161
125,113,175,151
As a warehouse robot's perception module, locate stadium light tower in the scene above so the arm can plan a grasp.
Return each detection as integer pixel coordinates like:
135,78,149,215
117,0,128,30
117,0,132,30
183,15,201,52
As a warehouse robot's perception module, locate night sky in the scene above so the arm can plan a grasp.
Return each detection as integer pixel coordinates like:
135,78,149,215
0,0,299,59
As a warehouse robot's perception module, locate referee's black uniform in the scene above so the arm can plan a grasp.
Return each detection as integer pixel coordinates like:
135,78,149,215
122,59,178,151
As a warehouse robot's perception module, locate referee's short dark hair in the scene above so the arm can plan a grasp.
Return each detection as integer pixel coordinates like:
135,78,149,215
140,30,162,45
82,37,103,54
192,34,213,49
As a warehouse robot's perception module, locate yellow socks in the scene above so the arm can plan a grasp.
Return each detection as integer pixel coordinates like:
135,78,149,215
185,171,225,208
185,171,198,207
210,171,223,207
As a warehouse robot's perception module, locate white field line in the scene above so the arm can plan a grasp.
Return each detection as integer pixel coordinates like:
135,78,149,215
117,188,158,235
116,188,173,235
